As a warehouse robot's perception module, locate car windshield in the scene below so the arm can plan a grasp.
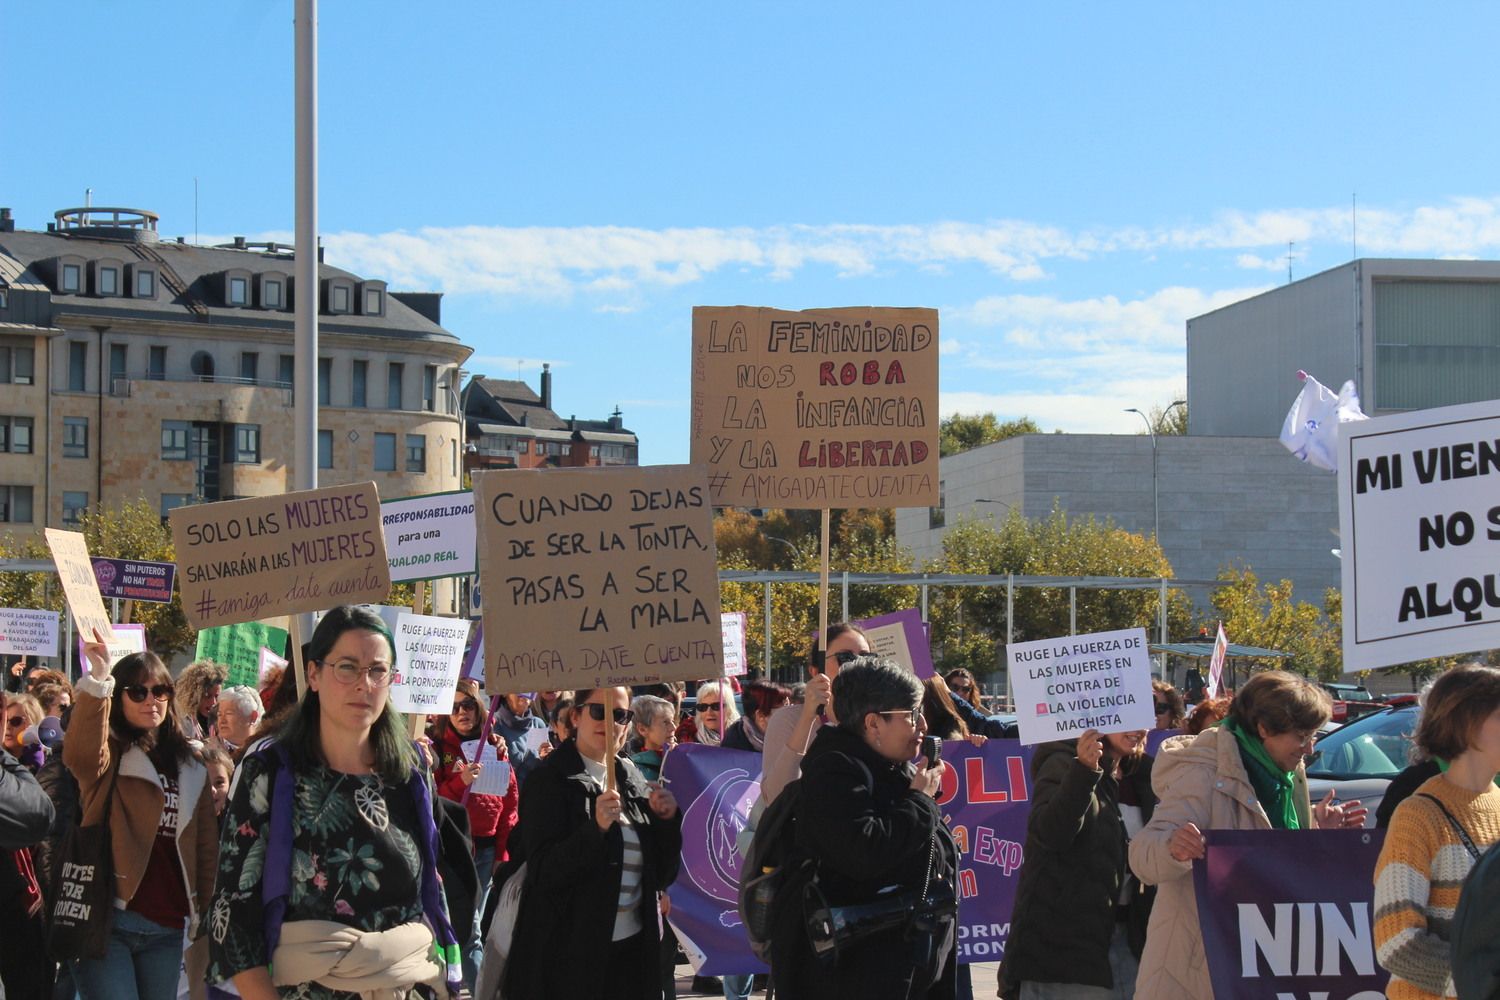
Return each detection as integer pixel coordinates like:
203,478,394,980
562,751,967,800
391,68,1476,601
1307,707,1418,780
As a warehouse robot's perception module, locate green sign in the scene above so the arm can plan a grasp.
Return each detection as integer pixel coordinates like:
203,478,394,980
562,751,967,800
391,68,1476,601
195,622,289,687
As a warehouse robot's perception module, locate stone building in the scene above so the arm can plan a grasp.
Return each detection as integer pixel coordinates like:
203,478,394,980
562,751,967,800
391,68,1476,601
463,364,638,473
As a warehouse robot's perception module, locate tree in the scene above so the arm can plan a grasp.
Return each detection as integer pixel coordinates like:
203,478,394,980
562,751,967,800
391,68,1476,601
1208,566,1335,680
939,413,1042,456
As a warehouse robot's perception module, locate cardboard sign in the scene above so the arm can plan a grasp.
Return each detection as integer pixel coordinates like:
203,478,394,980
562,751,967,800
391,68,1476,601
389,613,471,715
380,490,478,582
690,306,940,509
258,646,288,685
1006,627,1156,744
1337,399,1500,670
196,622,290,688
460,740,513,797
170,482,389,629
43,529,115,643
77,623,146,670
475,465,723,692
858,608,934,678
91,557,176,604
0,609,60,657
721,612,747,677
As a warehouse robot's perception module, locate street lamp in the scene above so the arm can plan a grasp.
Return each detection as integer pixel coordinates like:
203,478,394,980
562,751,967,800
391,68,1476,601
457,372,486,482
1124,400,1185,541
761,533,800,566
975,498,1009,520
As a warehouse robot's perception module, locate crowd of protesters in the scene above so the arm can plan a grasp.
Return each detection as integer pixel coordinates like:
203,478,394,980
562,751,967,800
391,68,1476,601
3,612,1500,1000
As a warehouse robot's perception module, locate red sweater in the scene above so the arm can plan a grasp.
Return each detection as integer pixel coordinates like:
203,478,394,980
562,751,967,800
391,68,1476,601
431,724,519,859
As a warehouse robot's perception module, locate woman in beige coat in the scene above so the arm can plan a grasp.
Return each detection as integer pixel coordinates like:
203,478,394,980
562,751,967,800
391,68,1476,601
1127,671,1367,999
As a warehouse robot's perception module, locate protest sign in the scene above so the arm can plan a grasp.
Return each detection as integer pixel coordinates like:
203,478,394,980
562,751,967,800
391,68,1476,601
721,612,747,677
259,646,288,685
1006,627,1155,744
43,529,115,643
690,307,940,509
389,613,471,715
78,623,146,670
461,621,484,681
1337,399,1500,669
171,482,389,629
459,740,513,797
90,557,176,604
196,622,290,688
474,464,723,692
380,490,478,582
1196,829,1388,1000
858,608,934,678
0,609,60,657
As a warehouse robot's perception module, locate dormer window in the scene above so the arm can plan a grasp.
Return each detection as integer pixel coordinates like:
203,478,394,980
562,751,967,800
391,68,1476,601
0,282,8,309
129,264,157,299
359,280,386,317
261,276,284,309
59,260,82,293
225,270,252,307
327,279,353,314
96,264,120,296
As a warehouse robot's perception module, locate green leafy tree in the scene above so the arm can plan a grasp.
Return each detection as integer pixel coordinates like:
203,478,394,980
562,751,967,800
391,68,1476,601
939,413,1042,456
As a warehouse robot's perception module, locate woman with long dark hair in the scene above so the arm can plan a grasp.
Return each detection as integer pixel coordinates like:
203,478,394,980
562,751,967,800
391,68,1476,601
207,605,461,999
65,643,219,1000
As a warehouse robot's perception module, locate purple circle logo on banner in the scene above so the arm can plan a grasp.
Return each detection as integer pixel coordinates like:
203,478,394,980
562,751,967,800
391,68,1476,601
92,559,118,590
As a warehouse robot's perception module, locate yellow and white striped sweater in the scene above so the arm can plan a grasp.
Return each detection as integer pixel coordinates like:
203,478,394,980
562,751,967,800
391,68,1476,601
1374,774,1500,1000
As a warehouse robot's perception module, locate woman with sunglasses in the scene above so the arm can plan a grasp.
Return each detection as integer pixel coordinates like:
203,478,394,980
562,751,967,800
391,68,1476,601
207,605,461,1000
761,622,871,806
500,686,683,1000
3,691,43,772
66,641,219,1000
431,678,519,991
682,680,740,747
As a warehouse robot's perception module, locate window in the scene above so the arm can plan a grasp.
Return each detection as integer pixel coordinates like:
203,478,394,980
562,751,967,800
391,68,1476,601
929,480,946,529
364,287,383,315
0,346,34,385
62,492,88,526
190,351,215,379
63,417,87,458
318,429,333,469
0,284,8,309
161,420,190,460
109,344,127,384
233,424,260,464
99,267,119,295
352,360,368,407
517,439,529,454
406,434,426,473
423,365,437,412
240,352,258,383
148,346,166,381
279,354,295,387
134,269,155,298
0,485,34,524
264,279,283,309
387,363,404,409
0,416,33,454
68,342,87,392
160,493,191,519
318,357,332,406
374,433,397,471
330,283,351,313
61,263,81,293
228,276,249,306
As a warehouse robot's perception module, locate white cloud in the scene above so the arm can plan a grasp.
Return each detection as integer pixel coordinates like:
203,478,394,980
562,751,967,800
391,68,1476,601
1235,253,1285,271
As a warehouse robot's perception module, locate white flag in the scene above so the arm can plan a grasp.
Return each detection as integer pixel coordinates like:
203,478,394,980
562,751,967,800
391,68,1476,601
1279,372,1367,472
1206,622,1228,699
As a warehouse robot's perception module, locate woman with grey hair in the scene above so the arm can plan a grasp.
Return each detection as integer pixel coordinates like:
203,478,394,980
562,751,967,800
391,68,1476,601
175,659,227,742
768,656,959,998
685,679,740,747
214,685,265,757
629,694,677,782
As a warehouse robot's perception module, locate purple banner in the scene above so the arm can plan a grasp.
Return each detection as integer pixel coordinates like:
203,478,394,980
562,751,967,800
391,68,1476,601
660,739,1035,974
1194,829,1389,1000
90,557,176,603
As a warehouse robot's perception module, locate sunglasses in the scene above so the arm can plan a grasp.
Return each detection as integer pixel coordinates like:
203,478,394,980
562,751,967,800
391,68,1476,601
813,649,863,670
1154,702,1171,714
584,703,634,726
695,701,722,713
5,715,24,728
124,684,174,704
451,698,479,714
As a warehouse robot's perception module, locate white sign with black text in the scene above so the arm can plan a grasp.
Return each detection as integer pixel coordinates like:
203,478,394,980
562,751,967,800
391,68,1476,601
1006,627,1156,745
389,613,472,715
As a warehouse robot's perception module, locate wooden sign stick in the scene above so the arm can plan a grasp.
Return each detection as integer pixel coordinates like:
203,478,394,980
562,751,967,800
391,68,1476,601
121,600,134,625
407,580,430,739
290,615,307,699
818,508,831,663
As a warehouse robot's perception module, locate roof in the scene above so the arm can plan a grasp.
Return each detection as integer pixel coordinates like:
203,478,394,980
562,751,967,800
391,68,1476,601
0,228,459,345
578,430,637,444
473,378,568,430
1149,642,1292,659
477,378,541,405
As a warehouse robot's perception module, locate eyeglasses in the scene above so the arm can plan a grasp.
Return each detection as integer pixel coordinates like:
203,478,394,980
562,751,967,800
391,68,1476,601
124,684,174,704
695,701,721,713
584,703,634,726
451,698,479,714
317,659,392,687
1153,702,1171,714
878,708,922,727
951,683,973,694
5,716,24,728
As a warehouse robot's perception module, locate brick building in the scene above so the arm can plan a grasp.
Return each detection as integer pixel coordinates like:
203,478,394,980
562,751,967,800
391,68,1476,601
463,363,638,473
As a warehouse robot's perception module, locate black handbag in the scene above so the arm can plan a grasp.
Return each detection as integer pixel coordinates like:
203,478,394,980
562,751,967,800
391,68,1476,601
46,753,122,962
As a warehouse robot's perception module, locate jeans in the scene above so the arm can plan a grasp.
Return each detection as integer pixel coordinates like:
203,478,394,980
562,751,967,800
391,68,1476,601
71,907,186,1000
722,973,754,999
464,839,498,989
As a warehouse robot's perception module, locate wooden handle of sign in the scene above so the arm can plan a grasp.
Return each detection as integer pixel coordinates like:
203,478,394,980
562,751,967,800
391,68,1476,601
410,712,426,739
121,600,134,625
818,508,831,657
413,580,427,617
290,615,307,699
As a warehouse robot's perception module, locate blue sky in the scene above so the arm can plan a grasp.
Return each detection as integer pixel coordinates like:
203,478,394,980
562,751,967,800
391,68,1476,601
7,2,1500,463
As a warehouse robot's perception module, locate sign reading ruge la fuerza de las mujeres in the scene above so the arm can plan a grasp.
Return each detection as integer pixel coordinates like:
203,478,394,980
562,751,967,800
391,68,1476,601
690,306,940,509
474,465,723,693
170,482,390,629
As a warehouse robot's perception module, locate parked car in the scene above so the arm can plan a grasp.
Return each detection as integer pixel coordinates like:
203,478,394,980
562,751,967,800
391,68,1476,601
1320,682,1382,723
1306,704,1419,828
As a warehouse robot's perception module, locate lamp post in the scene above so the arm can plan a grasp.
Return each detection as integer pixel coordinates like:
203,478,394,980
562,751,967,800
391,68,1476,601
1123,400,1184,541
457,372,486,484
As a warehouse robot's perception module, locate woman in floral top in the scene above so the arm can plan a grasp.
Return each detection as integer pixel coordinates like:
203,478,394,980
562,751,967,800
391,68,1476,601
207,606,459,1000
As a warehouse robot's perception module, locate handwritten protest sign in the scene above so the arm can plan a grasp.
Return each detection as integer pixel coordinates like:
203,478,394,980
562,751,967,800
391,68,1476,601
460,740,513,797
1338,399,1500,669
0,609,60,657
43,529,115,643
690,307,940,509
91,557,176,604
389,612,471,715
475,465,722,692
77,623,146,670
721,612,747,677
380,490,478,582
1006,627,1155,744
170,482,389,629
196,622,290,688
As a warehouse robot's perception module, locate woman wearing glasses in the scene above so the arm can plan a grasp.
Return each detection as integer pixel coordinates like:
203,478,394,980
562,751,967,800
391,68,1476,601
67,641,219,1000
207,605,462,1000
501,686,683,1000
683,680,740,747
3,691,43,771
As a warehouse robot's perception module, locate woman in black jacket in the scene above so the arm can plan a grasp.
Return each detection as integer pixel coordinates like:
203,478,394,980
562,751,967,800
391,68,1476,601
999,728,1156,1000
769,656,959,1000
500,686,683,1000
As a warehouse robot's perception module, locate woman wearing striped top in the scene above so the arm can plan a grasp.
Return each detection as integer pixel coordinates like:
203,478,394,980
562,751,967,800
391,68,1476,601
1374,664,1500,1000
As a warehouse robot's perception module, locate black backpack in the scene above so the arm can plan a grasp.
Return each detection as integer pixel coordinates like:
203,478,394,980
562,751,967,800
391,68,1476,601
1453,837,1500,1000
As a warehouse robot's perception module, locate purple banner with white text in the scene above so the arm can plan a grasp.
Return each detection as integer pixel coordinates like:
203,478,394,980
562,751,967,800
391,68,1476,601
1194,829,1389,1000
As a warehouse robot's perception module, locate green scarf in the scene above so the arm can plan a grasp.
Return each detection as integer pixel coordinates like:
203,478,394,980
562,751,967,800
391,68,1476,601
1433,757,1500,789
1222,717,1300,830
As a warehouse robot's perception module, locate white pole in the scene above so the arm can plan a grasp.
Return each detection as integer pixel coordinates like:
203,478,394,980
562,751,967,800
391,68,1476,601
294,0,318,495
